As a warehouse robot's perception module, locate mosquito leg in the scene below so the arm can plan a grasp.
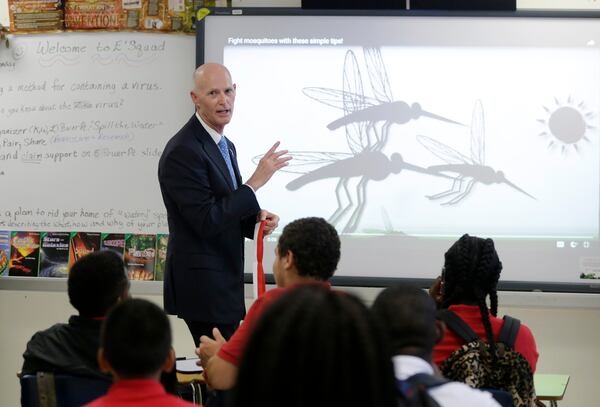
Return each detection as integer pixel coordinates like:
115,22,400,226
443,179,476,205
380,121,391,151
365,121,376,151
330,178,353,225
345,177,369,233
426,176,462,200
328,179,346,225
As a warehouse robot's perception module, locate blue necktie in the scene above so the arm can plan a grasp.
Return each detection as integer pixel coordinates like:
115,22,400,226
217,137,238,189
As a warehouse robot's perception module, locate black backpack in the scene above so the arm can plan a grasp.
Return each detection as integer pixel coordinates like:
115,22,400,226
437,310,535,407
397,373,447,407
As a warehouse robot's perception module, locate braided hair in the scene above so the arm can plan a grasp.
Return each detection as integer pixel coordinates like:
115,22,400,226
441,234,502,353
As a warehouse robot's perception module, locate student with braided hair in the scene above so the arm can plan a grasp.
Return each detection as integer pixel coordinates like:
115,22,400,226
430,233,539,372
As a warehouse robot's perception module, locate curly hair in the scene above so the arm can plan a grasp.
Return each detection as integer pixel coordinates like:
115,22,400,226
441,234,502,354
276,217,340,281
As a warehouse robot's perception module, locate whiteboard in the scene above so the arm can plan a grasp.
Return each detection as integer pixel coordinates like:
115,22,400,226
0,32,194,238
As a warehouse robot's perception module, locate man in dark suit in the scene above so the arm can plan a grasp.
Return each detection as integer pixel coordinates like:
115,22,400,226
158,63,290,346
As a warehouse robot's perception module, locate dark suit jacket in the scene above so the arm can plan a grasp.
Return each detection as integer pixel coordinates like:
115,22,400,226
158,115,260,323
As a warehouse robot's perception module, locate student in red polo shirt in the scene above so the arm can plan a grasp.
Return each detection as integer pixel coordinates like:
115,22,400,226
197,217,341,390
85,299,196,407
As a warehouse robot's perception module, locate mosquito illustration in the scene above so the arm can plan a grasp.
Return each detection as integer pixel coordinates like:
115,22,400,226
254,50,450,233
303,47,464,152
417,100,536,206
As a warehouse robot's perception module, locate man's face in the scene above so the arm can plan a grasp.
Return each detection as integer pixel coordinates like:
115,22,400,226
191,65,236,134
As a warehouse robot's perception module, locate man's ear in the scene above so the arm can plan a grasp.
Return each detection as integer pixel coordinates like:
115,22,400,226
98,348,112,374
163,348,176,373
284,250,294,270
434,320,446,345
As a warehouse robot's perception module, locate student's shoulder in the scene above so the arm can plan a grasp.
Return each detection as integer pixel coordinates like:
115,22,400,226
26,322,70,346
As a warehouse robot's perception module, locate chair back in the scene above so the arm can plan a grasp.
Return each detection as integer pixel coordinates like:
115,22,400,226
21,372,111,407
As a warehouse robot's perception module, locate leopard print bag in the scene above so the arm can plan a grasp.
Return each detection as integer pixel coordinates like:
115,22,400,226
438,310,535,407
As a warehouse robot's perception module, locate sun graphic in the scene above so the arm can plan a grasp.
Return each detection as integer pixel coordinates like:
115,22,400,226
538,96,596,155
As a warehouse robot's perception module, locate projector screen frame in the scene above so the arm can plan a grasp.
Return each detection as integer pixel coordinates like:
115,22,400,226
197,7,600,294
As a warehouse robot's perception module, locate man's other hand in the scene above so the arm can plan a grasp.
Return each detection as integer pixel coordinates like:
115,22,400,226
258,210,279,236
246,141,291,191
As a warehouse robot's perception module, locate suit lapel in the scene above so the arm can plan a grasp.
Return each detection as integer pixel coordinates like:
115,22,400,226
190,117,235,191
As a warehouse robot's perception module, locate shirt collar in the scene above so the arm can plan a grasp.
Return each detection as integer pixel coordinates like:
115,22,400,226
392,354,434,380
108,379,166,399
195,111,223,145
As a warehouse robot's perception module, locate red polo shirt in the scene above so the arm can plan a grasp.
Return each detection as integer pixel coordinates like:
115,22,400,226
218,282,330,367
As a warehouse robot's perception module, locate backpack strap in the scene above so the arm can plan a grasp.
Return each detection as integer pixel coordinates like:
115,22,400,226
498,315,521,348
405,373,449,389
397,373,446,407
437,309,479,343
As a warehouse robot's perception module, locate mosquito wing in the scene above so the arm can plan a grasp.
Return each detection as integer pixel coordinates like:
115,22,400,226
251,151,354,174
416,135,475,165
342,49,373,154
470,99,485,166
302,87,380,111
363,47,394,103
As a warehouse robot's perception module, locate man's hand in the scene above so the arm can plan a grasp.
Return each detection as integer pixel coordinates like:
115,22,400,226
246,141,291,191
258,210,279,236
196,327,226,369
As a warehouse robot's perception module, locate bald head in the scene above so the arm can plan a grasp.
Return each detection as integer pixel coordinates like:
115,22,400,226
193,63,232,89
191,63,236,134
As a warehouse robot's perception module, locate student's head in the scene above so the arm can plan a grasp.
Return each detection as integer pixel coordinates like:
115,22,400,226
232,285,397,407
68,250,129,318
372,283,440,360
190,63,236,134
99,298,174,380
273,217,341,286
441,234,502,347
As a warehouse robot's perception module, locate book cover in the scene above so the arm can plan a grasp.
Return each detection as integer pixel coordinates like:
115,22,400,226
68,232,101,268
0,231,10,277
154,234,168,281
39,232,70,278
65,0,122,30
8,0,64,33
124,233,156,280
101,233,125,258
8,231,40,277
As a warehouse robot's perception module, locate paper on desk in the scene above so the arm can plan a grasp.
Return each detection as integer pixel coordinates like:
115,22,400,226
176,358,203,373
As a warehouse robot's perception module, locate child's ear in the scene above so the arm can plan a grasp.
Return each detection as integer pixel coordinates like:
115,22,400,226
97,348,112,374
163,348,176,373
